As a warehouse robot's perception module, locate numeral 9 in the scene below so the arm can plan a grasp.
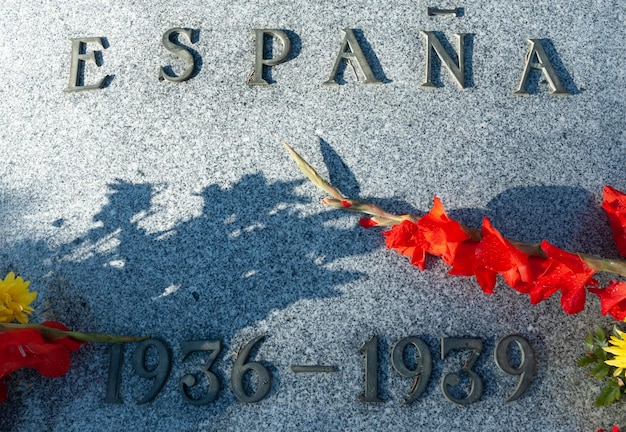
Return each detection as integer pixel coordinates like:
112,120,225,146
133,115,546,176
132,338,172,404
390,336,432,404
494,334,536,402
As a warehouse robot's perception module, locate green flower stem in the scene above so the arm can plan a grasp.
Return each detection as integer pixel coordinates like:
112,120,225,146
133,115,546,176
0,323,150,344
285,141,626,279
581,254,626,278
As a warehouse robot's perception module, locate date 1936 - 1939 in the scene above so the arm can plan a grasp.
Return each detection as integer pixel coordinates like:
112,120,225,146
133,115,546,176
104,334,535,406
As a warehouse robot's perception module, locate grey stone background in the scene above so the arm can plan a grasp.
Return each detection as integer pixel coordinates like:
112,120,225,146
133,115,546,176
0,1,625,430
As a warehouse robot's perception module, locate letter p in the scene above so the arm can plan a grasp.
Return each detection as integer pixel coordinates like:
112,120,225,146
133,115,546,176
249,29,292,85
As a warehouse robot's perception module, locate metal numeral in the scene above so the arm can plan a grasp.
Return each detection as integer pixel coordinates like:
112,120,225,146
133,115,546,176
494,334,536,402
132,338,172,404
179,340,222,405
440,337,484,406
390,336,432,404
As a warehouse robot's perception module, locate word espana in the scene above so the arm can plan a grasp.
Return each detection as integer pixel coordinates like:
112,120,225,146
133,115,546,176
66,28,571,96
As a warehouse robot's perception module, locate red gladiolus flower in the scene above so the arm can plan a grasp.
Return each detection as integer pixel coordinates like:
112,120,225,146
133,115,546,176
525,241,598,314
0,321,83,402
590,280,626,321
383,220,423,268
383,197,472,271
447,239,501,294
603,185,626,257
415,197,471,266
377,191,609,316
517,257,561,304
473,217,533,293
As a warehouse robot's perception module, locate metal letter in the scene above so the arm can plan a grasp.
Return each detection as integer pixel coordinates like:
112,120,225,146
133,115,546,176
420,31,467,89
248,29,292,86
159,28,196,83
513,39,570,96
427,7,461,17
323,29,381,85
65,37,109,92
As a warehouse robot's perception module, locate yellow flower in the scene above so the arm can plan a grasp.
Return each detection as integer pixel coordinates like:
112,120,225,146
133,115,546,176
0,272,37,323
604,328,626,376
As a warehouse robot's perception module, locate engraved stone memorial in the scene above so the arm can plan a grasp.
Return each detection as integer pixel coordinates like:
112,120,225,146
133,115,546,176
0,1,625,431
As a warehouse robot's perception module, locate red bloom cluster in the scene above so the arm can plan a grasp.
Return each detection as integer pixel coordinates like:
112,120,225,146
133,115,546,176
382,197,470,271
374,186,626,318
593,186,626,319
0,321,82,402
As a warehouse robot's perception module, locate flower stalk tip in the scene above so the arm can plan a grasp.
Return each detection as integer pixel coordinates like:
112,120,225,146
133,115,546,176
282,140,344,200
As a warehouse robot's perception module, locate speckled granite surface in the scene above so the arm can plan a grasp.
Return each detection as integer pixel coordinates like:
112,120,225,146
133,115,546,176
0,1,625,430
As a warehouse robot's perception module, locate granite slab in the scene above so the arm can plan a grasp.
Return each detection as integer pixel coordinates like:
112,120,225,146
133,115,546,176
0,1,625,430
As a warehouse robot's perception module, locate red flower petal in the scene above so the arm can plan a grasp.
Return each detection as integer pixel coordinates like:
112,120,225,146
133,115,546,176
359,218,378,228
0,321,84,400
524,258,562,304
590,281,626,320
536,241,598,314
448,240,479,276
31,346,73,378
474,267,498,294
447,239,499,294
515,256,551,299
0,328,46,377
603,185,626,257
383,220,423,267
475,217,532,291
415,197,471,266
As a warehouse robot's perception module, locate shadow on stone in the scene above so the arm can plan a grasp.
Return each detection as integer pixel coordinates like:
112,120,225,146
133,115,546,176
450,185,612,255
0,162,381,417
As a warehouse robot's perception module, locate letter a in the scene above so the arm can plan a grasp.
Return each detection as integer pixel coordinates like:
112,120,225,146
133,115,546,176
513,39,570,96
323,29,381,85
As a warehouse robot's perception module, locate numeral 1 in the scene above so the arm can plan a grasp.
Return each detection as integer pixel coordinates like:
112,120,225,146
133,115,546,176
359,335,382,402
104,344,123,404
